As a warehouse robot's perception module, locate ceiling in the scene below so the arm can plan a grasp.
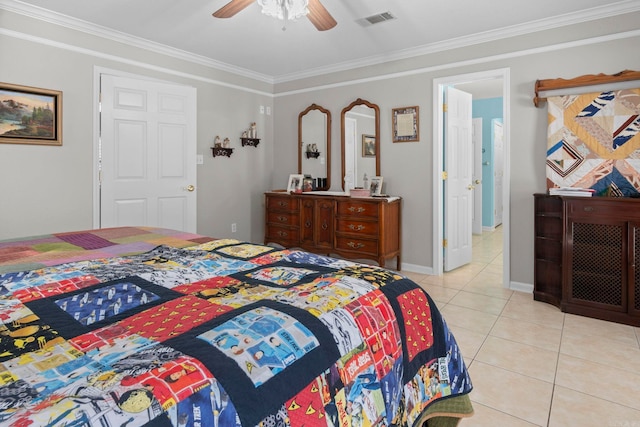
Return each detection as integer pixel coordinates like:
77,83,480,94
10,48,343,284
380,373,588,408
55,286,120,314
5,0,639,82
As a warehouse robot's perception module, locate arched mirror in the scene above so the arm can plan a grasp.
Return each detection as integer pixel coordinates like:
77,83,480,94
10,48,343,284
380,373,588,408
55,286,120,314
341,98,380,190
299,103,331,191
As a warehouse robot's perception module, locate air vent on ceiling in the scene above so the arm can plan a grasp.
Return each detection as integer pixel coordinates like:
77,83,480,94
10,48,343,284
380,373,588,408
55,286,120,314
359,11,396,26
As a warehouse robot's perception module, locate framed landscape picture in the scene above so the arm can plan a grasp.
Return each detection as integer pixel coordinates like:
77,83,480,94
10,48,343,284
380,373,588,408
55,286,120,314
362,134,376,157
0,82,62,146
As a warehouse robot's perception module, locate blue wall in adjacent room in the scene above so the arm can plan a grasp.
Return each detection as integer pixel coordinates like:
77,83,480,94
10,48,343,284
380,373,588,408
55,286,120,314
472,97,503,228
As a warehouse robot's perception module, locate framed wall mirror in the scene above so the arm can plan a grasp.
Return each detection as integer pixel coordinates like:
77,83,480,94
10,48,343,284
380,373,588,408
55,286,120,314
298,103,331,191
341,98,380,190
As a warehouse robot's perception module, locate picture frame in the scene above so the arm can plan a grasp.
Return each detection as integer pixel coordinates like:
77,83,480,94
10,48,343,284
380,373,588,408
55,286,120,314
362,134,376,157
369,176,384,196
287,174,304,193
392,106,419,143
0,82,62,146
302,177,314,192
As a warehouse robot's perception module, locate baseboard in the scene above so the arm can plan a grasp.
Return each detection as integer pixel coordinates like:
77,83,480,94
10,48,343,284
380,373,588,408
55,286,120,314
400,262,434,275
399,266,535,294
509,281,533,293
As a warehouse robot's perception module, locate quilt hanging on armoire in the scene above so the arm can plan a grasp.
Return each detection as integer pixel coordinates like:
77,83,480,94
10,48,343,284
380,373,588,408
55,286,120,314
546,88,640,196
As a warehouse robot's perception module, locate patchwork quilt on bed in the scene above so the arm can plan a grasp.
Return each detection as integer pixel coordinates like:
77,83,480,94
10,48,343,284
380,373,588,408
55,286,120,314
0,228,472,427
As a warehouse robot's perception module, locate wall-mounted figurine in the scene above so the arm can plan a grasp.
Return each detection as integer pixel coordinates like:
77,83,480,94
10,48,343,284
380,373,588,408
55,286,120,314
223,137,230,148
249,122,257,138
214,135,222,148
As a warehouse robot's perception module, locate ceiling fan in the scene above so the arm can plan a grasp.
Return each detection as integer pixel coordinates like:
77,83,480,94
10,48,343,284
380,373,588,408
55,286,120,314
213,0,337,31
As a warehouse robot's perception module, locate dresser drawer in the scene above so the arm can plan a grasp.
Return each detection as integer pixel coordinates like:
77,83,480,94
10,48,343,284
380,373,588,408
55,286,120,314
565,198,640,220
335,219,379,236
265,225,300,244
334,235,378,256
266,195,298,212
267,211,299,227
337,200,379,218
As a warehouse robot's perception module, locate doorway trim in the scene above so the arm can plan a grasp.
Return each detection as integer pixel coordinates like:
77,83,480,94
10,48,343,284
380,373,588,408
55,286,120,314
432,68,511,287
92,66,197,229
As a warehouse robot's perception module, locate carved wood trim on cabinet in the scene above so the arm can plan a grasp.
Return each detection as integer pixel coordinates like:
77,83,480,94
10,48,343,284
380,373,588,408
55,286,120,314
265,192,401,269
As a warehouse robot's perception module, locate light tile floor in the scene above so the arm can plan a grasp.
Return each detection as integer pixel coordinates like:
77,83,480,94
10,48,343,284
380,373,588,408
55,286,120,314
402,227,640,427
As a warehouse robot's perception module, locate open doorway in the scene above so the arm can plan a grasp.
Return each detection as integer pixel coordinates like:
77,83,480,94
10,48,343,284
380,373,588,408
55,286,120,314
432,68,511,288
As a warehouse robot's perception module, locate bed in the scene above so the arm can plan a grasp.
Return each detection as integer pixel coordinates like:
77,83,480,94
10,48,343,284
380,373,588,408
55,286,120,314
0,227,473,427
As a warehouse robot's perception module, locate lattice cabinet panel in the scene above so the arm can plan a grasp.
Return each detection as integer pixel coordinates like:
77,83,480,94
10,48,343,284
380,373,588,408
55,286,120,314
569,221,624,310
632,223,640,316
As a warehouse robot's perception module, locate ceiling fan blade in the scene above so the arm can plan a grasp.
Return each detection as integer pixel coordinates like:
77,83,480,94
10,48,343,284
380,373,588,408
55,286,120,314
307,0,337,31
212,0,255,18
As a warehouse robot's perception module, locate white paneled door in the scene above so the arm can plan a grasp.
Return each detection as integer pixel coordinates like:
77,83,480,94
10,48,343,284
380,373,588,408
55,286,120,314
100,74,197,232
444,86,473,271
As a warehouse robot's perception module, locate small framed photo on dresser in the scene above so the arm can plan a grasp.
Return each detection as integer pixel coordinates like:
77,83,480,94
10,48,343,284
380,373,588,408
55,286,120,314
369,176,384,196
287,174,304,193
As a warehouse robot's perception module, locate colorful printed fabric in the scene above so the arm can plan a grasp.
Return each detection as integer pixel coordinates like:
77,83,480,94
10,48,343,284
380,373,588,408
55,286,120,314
546,88,640,195
0,227,472,427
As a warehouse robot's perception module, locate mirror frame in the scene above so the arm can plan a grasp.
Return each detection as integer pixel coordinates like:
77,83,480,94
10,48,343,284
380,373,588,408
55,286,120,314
341,98,380,189
298,103,331,191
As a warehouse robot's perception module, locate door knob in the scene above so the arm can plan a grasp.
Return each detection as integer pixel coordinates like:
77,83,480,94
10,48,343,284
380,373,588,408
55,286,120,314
185,185,195,192
475,179,481,184
467,184,474,190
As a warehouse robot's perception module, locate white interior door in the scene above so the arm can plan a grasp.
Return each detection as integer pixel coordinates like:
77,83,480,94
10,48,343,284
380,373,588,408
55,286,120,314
472,118,483,235
494,120,504,226
100,74,197,232
444,86,473,271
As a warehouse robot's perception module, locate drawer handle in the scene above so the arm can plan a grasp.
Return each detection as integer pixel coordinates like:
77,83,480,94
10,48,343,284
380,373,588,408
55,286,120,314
347,241,364,249
348,206,365,213
278,201,288,207
321,221,328,230
305,221,312,228
348,224,365,231
277,231,288,237
277,216,288,222
583,206,594,212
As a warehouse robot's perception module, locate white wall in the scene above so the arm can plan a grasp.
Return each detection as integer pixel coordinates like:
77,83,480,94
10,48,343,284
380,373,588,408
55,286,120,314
1,9,640,291
272,13,640,287
0,10,274,244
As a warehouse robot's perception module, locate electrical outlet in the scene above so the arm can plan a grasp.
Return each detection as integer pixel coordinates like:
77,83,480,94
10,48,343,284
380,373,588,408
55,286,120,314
259,106,265,114
231,223,237,233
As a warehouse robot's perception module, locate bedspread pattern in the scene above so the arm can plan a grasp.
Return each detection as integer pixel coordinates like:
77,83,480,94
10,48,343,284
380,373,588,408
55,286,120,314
0,229,471,427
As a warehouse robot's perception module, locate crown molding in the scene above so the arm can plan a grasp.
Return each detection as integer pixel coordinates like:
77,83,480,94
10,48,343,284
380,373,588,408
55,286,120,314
3,0,640,84
0,27,274,97
274,29,640,97
274,1,640,83
1,0,275,84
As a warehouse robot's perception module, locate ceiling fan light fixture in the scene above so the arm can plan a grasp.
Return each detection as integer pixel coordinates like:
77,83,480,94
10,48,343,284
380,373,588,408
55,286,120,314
258,0,309,21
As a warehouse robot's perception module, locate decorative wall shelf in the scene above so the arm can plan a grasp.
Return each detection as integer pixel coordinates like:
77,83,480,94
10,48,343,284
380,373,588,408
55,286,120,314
305,151,321,159
241,137,260,147
211,147,233,157
533,69,640,107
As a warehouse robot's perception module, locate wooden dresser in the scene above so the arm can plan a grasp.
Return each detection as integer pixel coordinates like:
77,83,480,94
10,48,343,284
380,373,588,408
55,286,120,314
265,192,402,269
534,194,640,326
